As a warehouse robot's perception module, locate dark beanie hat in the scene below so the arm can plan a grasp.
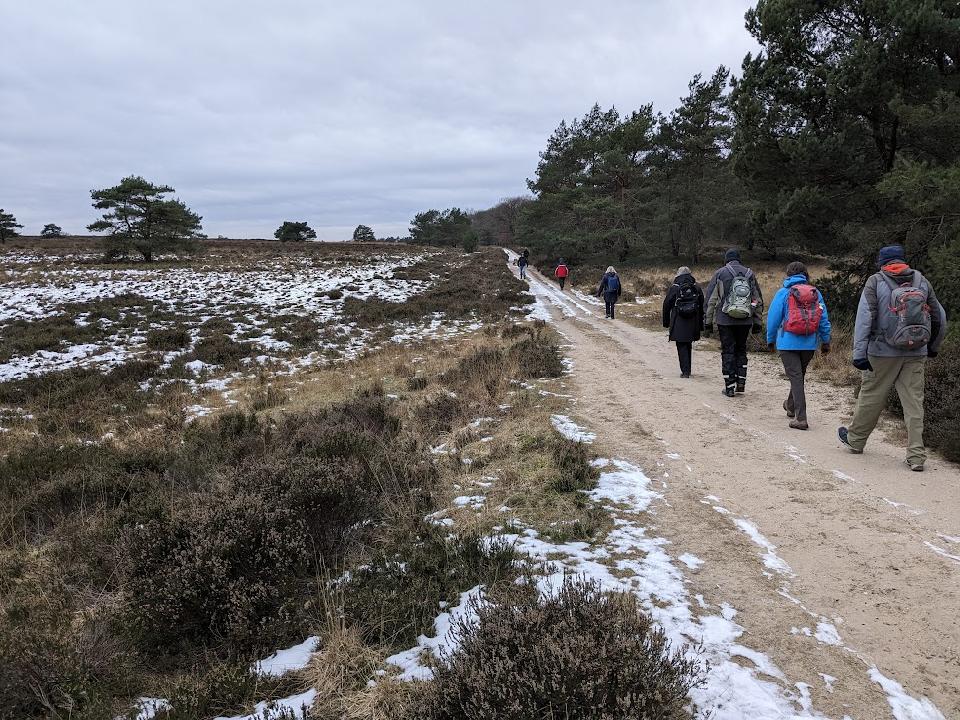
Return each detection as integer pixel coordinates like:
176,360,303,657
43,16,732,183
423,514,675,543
725,248,741,263
877,245,905,268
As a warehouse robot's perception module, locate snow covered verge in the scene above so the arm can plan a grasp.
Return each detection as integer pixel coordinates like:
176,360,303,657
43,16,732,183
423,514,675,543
0,246,436,384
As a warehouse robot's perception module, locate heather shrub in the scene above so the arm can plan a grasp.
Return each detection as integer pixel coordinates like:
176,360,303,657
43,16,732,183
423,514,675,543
886,336,960,462
121,388,431,653
412,391,468,437
146,326,191,350
343,528,515,649
508,332,564,379
190,335,255,365
413,578,701,720
0,565,132,719
924,338,960,461
549,436,599,493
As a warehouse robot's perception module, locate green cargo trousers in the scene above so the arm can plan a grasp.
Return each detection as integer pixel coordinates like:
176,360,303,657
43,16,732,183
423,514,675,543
846,355,926,464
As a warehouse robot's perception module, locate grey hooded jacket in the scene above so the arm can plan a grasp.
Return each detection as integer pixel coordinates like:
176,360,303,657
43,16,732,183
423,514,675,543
853,267,947,359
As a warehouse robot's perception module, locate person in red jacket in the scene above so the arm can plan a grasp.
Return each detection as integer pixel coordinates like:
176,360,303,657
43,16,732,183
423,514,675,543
554,259,569,290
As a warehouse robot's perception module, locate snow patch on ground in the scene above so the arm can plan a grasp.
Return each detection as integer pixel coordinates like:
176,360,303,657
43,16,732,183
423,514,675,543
923,541,960,565
384,586,484,681
868,667,945,720
213,689,318,720
730,517,795,577
550,414,596,443
253,636,319,677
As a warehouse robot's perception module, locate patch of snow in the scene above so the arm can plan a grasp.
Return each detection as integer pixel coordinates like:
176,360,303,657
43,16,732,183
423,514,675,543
814,621,842,646
678,553,704,570
868,667,945,720
923,541,960,565
819,673,837,693
120,697,171,720
385,586,484,681
731,518,794,577
452,495,485,509
550,414,596,443
213,689,317,720
253,636,319,677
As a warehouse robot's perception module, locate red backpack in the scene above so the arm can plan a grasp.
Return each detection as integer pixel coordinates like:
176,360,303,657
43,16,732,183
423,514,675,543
783,284,823,335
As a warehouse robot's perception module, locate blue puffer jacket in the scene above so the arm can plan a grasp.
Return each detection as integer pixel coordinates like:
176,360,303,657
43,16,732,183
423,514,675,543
766,275,831,350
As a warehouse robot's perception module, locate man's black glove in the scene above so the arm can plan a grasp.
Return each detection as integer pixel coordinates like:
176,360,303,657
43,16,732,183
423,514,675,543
928,350,938,358
751,323,762,335
853,358,873,372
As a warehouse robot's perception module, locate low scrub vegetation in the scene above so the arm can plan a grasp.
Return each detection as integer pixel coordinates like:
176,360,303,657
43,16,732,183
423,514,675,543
410,577,702,720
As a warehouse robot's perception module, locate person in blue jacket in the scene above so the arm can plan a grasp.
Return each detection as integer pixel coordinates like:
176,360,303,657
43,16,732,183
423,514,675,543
766,261,832,430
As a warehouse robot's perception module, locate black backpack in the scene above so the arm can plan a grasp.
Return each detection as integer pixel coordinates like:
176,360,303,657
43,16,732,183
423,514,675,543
675,284,698,319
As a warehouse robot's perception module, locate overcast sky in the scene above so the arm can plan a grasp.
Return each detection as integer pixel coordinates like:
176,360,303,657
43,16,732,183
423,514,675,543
1,1,758,240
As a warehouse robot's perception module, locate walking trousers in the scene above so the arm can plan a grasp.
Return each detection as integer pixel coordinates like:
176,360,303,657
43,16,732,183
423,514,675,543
779,350,814,422
846,356,926,464
718,325,750,387
676,342,692,375
558,277,566,290
604,292,617,318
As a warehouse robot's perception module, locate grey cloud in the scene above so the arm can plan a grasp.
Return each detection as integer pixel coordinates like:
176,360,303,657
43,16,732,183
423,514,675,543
0,0,757,240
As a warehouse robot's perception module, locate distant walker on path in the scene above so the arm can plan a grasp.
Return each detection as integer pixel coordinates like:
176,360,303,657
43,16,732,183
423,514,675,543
766,261,831,430
515,250,530,280
704,248,765,397
555,259,569,290
597,266,622,319
839,245,948,472
662,266,705,378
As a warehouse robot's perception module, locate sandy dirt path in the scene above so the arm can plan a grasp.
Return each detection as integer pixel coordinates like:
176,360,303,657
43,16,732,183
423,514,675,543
518,260,959,719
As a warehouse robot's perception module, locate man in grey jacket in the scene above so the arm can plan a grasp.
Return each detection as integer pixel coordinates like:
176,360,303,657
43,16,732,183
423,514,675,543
839,245,948,471
704,248,765,397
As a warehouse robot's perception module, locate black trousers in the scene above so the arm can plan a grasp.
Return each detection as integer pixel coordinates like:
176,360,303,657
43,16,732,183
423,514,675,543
718,325,750,385
558,277,566,290
780,350,815,421
676,342,692,375
604,293,617,318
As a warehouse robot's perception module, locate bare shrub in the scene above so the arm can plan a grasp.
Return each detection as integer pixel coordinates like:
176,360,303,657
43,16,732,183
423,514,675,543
412,577,702,720
146,326,191,351
342,528,515,649
507,331,564,379
549,436,599,493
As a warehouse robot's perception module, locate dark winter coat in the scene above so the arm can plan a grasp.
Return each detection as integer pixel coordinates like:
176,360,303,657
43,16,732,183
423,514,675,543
662,273,705,343
596,272,622,301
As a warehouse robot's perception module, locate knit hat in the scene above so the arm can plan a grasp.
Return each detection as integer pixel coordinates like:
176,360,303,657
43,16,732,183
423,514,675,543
676,266,692,277
725,248,741,263
877,245,906,268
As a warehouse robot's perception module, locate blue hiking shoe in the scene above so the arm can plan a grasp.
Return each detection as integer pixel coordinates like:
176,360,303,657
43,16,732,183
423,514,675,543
838,427,863,454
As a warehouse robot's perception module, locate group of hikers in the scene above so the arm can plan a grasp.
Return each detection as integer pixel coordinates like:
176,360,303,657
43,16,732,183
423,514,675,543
516,245,948,472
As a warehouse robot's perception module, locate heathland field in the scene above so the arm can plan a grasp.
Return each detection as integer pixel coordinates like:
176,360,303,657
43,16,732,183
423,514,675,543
1,241,956,720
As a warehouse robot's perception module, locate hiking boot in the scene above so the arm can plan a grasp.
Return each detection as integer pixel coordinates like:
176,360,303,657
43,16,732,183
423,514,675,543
905,459,925,472
838,427,863,454
722,385,736,398
789,419,809,431
681,373,691,379
783,400,795,419
736,380,746,394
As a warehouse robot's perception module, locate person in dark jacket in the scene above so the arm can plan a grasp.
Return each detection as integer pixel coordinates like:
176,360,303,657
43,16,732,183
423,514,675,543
704,248,765,397
596,266,622,319
662,266,705,378
515,251,529,280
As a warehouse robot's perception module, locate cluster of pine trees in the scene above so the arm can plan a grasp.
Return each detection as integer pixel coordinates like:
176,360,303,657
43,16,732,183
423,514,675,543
417,1,960,314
